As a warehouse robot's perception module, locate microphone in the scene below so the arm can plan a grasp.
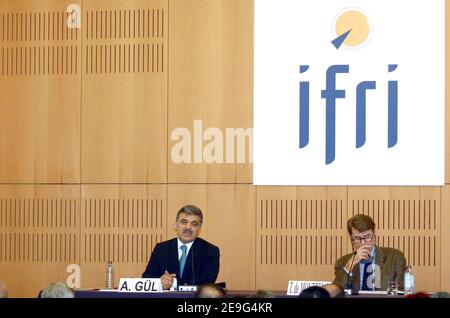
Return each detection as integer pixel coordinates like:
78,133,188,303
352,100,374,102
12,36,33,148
345,251,357,294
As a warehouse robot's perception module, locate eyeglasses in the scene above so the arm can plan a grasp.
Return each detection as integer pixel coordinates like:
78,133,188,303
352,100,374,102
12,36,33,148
351,235,374,243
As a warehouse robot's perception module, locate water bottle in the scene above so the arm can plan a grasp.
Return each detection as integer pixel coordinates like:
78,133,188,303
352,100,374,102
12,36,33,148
106,261,114,289
404,265,414,295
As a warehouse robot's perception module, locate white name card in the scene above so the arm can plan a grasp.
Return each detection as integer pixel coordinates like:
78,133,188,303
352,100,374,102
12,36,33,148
118,278,162,293
287,280,331,296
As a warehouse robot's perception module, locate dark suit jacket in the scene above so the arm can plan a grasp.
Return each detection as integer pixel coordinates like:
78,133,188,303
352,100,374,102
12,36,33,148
142,237,220,286
333,246,406,292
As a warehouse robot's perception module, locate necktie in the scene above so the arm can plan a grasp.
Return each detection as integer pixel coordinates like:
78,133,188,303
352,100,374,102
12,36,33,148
179,245,187,278
361,262,371,290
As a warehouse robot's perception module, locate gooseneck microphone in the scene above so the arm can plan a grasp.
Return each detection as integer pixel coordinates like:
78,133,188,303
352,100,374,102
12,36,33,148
345,251,357,291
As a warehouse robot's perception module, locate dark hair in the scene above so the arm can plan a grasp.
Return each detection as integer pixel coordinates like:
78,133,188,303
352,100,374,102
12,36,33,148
247,289,276,298
347,214,375,235
194,283,227,298
176,205,203,224
298,286,330,298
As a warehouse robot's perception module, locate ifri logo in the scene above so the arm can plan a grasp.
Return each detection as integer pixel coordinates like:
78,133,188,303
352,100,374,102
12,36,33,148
299,63,398,164
299,8,398,165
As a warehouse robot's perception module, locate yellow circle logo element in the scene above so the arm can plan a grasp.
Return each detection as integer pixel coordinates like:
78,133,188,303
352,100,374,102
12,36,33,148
333,9,371,49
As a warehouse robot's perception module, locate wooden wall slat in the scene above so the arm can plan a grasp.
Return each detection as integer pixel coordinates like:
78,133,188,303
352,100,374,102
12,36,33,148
79,185,166,289
81,0,167,183
168,0,253,183
0,185,80,297
0,0,81,183
256,187,347,290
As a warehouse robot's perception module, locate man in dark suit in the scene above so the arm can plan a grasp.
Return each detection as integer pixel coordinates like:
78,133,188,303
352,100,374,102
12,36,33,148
142,205,220,290
333,214,406,293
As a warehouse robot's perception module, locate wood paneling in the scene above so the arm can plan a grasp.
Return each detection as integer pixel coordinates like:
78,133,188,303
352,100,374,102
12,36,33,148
0,1,81,183
256,187,347,290
84,9,165,40
0,11,80,42
0,185,80,297
81,0,167,183
446,0,450,183
80,185,166,289
1,46,79,75
168,0,253,183
348,187,441,292
440,186,450,292
0,0,449,298
84,43,164,74
168,184,255,290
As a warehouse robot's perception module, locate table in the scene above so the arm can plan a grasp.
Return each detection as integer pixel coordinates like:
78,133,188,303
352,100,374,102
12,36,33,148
74,289,404,298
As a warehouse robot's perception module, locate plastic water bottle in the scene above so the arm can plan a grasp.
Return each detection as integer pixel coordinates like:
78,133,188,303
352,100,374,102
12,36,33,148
106,261,114,289
404,265,414,295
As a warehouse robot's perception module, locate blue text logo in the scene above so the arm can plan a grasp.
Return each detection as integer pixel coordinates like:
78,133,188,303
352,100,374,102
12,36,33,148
299,64,398,164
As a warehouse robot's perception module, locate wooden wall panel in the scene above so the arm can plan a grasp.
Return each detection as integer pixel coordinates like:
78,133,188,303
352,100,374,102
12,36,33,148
446,1,450,183
348,187,441,292
80,185,167,289
440,186,450,292
168,0,253,183
0,185,80,297
0,1,81,183
168,184,255,290
256,187,347,290
81,0,167,183
0,0,449,298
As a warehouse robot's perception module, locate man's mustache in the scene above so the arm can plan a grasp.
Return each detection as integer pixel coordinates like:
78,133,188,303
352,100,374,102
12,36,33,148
183,229,193,234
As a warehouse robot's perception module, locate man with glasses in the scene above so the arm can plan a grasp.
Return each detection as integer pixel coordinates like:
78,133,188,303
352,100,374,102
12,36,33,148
332,214,406,293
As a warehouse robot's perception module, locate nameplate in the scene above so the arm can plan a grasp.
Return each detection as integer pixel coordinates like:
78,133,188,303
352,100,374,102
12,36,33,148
118,278,162,293
287,280,331,296
178,285,198,292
